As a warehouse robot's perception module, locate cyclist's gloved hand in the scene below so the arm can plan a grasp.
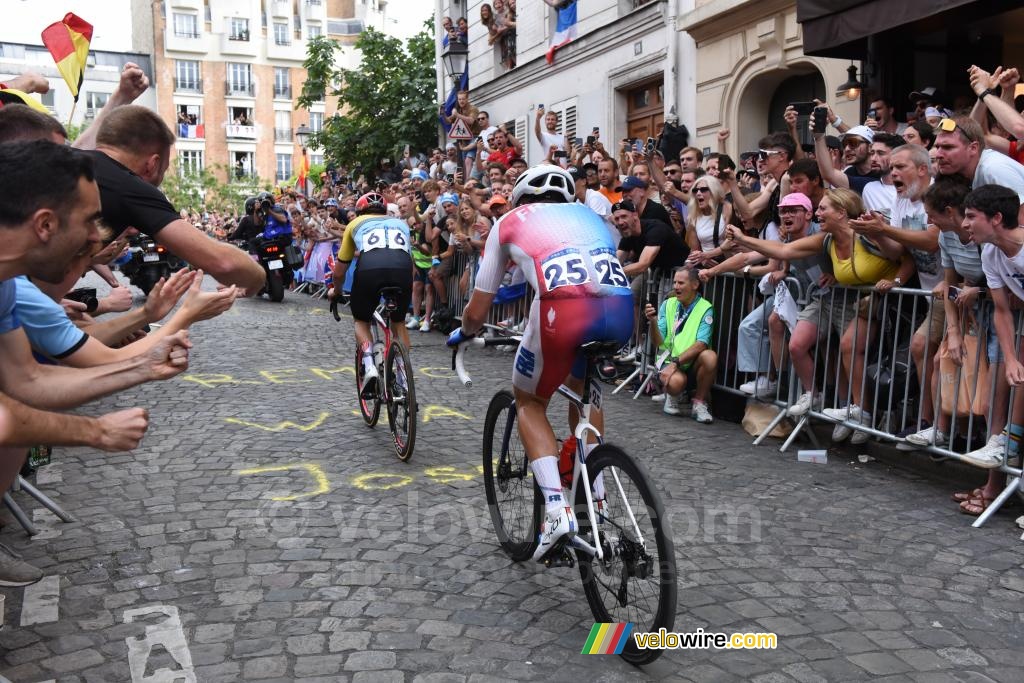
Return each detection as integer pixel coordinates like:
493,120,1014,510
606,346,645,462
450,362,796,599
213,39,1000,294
446,327,475,348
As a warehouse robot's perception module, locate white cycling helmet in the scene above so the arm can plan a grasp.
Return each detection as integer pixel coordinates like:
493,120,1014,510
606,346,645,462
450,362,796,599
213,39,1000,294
510,164,575,207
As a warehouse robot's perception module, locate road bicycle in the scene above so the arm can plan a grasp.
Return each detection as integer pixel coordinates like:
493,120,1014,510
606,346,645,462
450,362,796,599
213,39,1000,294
331,287,417,461
453,336,676,665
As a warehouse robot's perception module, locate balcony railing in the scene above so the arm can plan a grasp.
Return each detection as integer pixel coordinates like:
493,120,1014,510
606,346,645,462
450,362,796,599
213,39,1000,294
273,84,292,99
174,77,202,92
274,127,292,142
226,124,257,139
306,0,322,5
224,81,255,96
174,30,200,38
274,36,291,45
228,30,250,41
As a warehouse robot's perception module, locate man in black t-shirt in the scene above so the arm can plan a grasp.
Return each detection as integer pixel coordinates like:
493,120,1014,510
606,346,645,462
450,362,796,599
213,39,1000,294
612,199,688,276
612,198,689,358
88,106,264,293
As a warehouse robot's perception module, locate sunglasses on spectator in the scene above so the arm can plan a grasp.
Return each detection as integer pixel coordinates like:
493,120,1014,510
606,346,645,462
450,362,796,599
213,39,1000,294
477,115,488,120
936,118,960,134
693,186,712,194
665,168,681,175
757,149,783,160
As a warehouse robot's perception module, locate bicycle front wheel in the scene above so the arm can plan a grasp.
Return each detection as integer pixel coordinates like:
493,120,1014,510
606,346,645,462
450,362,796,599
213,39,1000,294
576,444,676,666
481,390,540,561
355,346,380,427
385,341,416,462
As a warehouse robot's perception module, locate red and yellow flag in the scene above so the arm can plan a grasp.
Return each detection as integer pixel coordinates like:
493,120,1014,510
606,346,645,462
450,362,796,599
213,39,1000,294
41,13,93,100
297,153,310,193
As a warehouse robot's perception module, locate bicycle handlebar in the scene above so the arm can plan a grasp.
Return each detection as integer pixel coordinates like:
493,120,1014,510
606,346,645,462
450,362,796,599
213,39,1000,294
452,336,520,387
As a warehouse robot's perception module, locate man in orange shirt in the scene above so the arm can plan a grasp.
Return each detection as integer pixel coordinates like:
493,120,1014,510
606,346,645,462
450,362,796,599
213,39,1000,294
597,158,622,203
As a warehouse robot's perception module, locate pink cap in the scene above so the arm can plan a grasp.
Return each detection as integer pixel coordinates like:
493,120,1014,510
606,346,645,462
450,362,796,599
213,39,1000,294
778,192,812,213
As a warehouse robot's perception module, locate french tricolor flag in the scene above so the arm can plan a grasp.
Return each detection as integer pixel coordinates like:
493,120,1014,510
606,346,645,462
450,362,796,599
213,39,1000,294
546,1,578,65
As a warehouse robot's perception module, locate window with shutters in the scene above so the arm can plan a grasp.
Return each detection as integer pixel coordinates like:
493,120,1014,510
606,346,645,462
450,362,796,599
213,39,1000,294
548,98,578,149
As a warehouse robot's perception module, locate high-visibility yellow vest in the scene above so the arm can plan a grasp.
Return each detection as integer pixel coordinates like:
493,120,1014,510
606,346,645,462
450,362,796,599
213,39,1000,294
662,296,713,369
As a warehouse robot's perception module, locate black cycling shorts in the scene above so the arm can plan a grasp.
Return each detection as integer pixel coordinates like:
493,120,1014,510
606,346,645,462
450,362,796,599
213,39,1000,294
350,250,413,323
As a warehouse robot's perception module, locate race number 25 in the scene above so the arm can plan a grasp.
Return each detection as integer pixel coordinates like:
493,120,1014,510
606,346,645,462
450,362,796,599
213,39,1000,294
541,249,590,292
591,249,629,288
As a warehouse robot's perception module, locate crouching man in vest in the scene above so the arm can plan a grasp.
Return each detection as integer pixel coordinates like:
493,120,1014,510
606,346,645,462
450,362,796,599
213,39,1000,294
644,266,718,423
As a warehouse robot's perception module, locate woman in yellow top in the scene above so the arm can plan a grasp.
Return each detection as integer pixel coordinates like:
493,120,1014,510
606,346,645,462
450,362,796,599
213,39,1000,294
726,188,914,443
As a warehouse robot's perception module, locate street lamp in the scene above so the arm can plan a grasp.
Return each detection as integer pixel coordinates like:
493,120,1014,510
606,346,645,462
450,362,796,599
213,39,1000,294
441,41,468,85
836,63,865,101
295,124,312,195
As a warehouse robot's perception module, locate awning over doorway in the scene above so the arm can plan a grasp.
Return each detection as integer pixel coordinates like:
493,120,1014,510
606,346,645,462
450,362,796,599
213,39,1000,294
796,0,976,58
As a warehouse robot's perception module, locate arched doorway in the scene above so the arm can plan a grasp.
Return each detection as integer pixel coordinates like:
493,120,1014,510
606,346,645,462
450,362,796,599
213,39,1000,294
768,73,827,147
734,65,826,154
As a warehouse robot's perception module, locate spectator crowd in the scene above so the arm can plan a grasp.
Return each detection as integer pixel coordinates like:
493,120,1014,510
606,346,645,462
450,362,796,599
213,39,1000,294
6,50,1024,603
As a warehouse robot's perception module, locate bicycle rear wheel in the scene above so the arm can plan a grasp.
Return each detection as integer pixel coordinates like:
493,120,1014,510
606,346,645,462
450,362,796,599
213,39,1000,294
482,390,540,561
385,340,416,462
575,444,676,666
355,346,380,427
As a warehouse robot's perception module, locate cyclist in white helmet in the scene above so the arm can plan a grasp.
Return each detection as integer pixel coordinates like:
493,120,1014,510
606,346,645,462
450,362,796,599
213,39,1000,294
447,165,634,561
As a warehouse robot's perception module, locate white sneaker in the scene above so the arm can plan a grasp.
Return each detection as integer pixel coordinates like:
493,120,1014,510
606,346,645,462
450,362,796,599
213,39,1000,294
788,392,816,417
754,377,778,398
419,320,431,333
692,401,713,424
822,404,861,422
405,316,421,329
850,413,873,445
651,393,666,402
663,394,681,416
532,505,577,562
0,542,43,587
903,426,948,448
832,408,869,443
960,433,1010,469
739,378,759,395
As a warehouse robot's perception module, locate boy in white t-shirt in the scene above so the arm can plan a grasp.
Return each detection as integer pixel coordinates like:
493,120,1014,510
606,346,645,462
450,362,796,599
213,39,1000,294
962,184,1024,474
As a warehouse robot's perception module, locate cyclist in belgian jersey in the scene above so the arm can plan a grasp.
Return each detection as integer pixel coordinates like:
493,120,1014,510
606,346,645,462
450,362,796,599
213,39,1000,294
446,165,634,562
330,192,414,391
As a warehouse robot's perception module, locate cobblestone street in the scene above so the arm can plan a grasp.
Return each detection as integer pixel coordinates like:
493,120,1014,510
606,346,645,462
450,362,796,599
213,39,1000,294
2,283,1024,682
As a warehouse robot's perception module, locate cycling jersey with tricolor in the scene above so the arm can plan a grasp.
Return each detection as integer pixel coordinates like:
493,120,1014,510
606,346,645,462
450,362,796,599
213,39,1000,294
475,203,634,399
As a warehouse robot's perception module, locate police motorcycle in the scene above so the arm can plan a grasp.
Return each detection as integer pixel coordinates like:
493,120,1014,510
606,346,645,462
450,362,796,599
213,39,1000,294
244,193,304,302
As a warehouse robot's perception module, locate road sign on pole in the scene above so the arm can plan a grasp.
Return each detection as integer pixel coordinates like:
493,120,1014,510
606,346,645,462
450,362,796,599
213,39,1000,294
448,117,474,140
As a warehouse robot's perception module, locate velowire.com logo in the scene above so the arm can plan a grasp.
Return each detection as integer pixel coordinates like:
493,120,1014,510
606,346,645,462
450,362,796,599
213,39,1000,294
582,623,778,653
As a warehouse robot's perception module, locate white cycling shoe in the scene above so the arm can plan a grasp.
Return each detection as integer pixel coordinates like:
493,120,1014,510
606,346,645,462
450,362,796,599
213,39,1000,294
532,505,577,563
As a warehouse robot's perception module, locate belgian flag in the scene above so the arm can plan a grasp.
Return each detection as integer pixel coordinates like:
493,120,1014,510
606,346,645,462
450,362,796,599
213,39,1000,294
40,13,93,101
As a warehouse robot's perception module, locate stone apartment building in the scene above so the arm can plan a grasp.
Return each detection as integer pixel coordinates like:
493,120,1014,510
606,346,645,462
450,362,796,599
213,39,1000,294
152,0,388,185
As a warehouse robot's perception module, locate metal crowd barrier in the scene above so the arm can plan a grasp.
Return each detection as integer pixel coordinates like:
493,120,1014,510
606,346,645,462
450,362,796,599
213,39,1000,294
444,249,532,333
699,275,1023,529
442,259,1023,529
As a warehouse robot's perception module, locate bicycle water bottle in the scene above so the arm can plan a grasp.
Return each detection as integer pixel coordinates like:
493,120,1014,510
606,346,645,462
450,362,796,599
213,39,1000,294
558,436,576,488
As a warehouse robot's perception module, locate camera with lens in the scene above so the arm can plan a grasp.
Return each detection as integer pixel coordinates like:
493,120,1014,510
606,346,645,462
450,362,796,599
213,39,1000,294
65,287,99,313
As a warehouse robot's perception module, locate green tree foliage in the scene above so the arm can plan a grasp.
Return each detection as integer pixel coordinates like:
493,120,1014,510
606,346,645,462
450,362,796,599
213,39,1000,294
161,163,263,214
298,24,437,179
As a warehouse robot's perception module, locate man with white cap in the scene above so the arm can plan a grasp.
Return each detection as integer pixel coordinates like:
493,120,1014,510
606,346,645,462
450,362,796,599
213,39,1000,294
813,122,878,194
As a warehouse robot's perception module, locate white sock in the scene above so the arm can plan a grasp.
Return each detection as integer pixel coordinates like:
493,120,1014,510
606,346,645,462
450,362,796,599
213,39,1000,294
531,456,565,512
